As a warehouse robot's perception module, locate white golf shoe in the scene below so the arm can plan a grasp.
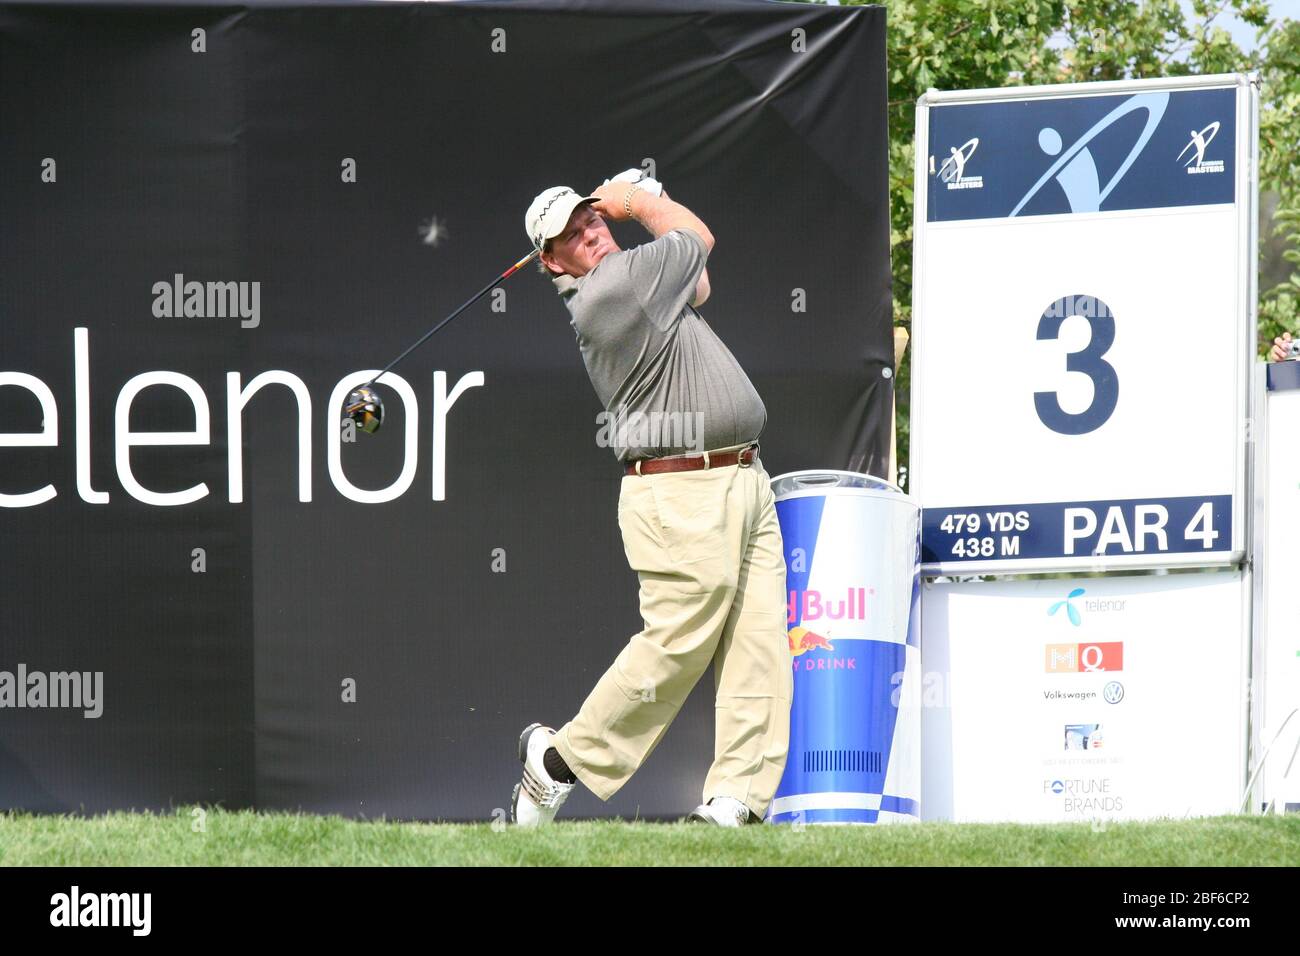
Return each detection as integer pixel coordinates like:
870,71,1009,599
685,796,757,827
509,723,576,826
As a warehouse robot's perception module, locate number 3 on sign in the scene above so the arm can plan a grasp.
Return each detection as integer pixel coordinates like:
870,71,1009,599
1034,294,1118,436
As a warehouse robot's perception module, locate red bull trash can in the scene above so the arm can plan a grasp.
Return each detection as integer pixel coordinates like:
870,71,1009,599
768,471,921,825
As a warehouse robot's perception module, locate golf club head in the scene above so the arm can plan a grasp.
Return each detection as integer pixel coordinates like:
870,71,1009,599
344,386,384,434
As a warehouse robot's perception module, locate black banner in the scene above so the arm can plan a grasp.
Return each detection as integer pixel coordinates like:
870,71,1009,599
0,0,891,820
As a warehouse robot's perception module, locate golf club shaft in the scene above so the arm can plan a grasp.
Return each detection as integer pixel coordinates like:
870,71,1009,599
366,247,541,388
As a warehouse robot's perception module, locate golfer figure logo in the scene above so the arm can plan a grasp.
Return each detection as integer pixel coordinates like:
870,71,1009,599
1010,91,1170,216
937,138,983,190
1177,121,1225,174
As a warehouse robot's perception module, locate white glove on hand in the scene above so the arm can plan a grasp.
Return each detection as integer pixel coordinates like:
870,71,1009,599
603,167,663,197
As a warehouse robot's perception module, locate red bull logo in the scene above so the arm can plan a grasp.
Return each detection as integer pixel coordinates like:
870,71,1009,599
787,626,856,671
787,587,873,625
788,626,834,657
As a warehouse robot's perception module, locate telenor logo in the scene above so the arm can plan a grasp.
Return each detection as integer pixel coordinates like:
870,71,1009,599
1048,588,1086,627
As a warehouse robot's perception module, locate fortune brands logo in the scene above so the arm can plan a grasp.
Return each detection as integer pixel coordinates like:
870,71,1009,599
1043,777,1123,812
1045,641,1123,674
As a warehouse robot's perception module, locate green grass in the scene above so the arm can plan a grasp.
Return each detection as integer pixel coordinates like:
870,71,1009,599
1,809,1297,866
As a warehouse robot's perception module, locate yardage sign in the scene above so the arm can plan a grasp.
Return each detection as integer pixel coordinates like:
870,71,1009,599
911,75,1257,574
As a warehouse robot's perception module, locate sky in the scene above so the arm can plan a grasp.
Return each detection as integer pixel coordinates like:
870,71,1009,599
1204,0,1300,51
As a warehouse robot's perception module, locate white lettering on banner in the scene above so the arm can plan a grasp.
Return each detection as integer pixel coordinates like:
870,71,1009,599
0,328,484,507
1063,507,1097,555
0,372,58,507
1184,501,1220,548
327,371,420,504
1133,504,1169,551
115,371,212,506
982,511,1022,531
1095,507,1133,553
1063,503,1214,555
75,328,109,504
227,371,313,503
431,370,485,502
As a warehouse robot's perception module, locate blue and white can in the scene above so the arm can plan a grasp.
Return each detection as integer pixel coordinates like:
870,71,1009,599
767,471,921,825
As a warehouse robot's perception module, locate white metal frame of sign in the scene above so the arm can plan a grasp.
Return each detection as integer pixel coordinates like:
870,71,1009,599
1251,362,1300,815
911,74,1259,575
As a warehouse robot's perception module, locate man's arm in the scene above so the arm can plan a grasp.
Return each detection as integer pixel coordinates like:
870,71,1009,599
589,181,713,306
634,188,712,307
656,189,710,307
628,188,713,248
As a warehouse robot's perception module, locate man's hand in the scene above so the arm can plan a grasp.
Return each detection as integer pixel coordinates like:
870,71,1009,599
1271,332,1294,363
589,181,638,222
592,183,715,251
603,167,663,197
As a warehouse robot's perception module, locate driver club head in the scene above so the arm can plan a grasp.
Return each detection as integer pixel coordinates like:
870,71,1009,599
344,385,384,434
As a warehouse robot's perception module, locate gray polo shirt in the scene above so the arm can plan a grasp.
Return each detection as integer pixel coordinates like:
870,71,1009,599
554,227,767,463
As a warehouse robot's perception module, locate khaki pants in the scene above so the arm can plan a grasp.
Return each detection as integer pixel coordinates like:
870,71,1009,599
552,455,793,821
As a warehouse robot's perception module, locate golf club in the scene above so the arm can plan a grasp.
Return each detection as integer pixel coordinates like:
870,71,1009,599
343,247,541,434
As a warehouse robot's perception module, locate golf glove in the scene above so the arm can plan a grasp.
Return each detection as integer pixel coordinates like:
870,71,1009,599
603,167,663,197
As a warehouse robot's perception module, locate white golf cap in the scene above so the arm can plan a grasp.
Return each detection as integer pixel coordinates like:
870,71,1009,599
525,186,599,251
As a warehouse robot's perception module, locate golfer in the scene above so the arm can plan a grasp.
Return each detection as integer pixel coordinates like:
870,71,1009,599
509,177,793,826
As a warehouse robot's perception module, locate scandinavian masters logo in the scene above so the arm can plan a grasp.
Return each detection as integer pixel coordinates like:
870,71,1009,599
1177,121,1224,175
935,138,983,190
